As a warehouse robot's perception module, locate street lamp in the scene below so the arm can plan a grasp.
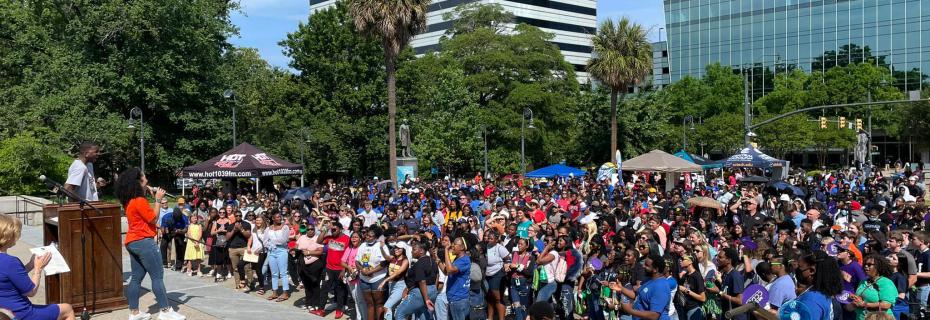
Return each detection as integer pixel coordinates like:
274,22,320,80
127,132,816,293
521,108,534,177
128,107,145,173
223,89,237,147
682,115,695,152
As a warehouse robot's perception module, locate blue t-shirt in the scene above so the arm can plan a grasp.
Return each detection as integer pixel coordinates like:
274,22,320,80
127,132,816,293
632,278,671,320
768,275,797,309
446,256,471,302
0,253,38,319
160,213,189,231
796,290,834,320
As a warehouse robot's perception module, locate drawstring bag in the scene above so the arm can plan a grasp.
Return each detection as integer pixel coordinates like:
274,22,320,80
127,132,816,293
574,291,586,315
533,266,548,290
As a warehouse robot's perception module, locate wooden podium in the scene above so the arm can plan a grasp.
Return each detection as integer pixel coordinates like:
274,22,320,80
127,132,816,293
43,202,127,312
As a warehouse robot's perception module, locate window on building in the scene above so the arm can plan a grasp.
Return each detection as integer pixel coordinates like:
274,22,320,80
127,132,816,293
662,67,670,74
662,50,669,57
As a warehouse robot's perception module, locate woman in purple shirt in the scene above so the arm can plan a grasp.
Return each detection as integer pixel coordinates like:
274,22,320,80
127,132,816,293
0,215,74,320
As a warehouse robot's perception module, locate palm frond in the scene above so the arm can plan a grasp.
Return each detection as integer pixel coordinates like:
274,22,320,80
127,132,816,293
346,0,431,58
587,17,653,91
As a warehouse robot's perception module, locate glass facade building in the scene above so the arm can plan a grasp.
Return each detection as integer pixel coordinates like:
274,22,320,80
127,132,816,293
664,0,929,92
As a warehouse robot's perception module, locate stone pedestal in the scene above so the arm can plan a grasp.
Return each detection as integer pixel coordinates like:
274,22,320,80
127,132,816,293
397,157,418,185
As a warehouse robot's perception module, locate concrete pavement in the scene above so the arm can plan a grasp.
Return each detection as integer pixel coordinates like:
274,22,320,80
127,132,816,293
8,223,332,320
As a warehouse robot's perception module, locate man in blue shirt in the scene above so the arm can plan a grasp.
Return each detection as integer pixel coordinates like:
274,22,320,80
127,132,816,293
620,254,670,320
159,208,189,271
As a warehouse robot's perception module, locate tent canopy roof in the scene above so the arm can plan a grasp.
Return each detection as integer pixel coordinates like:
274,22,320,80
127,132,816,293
621,150,702,172
674,150,722,169
181,143,303,178
722,146,786,169
525,164,586,178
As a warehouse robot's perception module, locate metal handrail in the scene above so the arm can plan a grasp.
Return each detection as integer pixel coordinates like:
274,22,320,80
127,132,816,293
15,195,44,208
11,195,43,226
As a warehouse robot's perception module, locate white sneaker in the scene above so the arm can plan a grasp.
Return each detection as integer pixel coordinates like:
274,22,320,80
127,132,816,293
128,312,151,320
158,308,186,320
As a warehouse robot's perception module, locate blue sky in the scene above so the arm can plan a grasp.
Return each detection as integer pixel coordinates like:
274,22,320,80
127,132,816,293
230,0,666,69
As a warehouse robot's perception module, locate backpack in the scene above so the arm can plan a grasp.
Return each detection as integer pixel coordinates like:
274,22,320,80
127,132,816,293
553,253,568,282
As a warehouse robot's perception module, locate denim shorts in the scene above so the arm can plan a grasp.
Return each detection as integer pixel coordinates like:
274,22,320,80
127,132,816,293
486,270,504,292
359,277,385,291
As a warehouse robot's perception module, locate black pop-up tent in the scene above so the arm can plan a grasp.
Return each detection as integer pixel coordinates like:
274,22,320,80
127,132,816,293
181,143,303,179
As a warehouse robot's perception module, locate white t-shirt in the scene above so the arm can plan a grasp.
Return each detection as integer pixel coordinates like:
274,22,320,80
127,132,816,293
356,241,388,283
359,209,380,227
66,160,98,201
250,226,267,252
542,251,558,284
486,244,509,276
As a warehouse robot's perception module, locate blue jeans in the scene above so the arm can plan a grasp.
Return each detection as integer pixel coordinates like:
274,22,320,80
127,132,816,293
350,282,367,320
449,299,470,320
919,285,930,309
585,294,603,320
558,283,574,320
536,282,557,302
267,246,289,292
681,306,703,320
435,292,449,320
384,281,407,320
510,279,531,320
395,285,437,320
125,238,170,311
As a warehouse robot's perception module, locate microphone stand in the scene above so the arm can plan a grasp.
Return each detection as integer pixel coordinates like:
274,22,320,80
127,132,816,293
46,183,98,320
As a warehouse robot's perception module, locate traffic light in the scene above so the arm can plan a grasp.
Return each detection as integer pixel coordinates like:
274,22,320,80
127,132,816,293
839,117,846,129
855,118,863,131
820,117,828,129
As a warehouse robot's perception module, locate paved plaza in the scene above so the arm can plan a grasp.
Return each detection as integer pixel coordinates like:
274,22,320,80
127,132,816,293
8,224,333,320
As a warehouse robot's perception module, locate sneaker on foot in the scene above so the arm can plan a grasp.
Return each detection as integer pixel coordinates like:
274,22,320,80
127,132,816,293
159,308,186,320
334,310,344,319
309,310,326,317
128,312,151,320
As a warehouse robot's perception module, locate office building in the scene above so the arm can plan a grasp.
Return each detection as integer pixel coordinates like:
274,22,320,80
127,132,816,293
310,0,597,81
651,41,671,89
663,0,929,93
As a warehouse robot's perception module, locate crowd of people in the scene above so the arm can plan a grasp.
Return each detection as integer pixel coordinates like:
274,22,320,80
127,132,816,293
153,164,929,320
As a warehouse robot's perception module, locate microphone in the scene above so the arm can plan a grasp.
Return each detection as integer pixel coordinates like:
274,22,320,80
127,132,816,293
724,302,759,319
39,175,83,202
38,175,61,188
147,186,177,199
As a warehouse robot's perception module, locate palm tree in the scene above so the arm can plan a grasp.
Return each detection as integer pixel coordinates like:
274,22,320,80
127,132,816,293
587,17,653,163
347,0,430,185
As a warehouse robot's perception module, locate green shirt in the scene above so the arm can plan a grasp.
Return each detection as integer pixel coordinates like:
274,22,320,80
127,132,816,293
854,276,896,320
517,220,532,239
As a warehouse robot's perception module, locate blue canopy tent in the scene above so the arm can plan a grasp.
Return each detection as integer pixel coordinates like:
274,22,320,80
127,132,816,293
525,164,587,178
722,146,787,168
674,150,722,170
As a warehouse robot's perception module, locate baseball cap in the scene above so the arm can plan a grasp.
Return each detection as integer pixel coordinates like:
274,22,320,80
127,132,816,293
177,197,186,204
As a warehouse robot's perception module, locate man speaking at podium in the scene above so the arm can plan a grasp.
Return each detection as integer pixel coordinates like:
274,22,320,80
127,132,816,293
64,142,105,202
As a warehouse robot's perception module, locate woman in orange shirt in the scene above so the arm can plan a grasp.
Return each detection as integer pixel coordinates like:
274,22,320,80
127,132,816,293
116,168,187,320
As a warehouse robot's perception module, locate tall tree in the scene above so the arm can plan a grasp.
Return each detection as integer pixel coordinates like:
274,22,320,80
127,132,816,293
347,0,430,186
587,18,653,163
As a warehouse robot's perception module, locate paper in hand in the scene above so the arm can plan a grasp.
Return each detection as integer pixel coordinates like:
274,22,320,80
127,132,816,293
29,244,70,275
